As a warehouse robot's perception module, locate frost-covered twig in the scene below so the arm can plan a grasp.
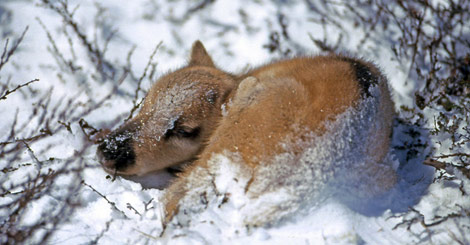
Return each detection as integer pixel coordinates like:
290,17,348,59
0,2,139,243
0,79,38,101
39,0,116,80
424,159,470,179
0,27,28,72
0,125,52,147
125,42,162,122
82,181,129,219
89,219,113,245
392,206,469,231
126,203,142,217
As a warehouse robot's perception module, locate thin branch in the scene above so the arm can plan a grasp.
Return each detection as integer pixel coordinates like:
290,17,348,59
82,181,129,219
0,79,39,101
0,27,29,72
125,42,162,122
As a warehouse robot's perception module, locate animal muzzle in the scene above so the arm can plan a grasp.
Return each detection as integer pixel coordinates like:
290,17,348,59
96,129,136,173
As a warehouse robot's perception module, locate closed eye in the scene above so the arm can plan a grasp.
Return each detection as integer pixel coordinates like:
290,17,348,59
164,126,200,140
175,127,200,138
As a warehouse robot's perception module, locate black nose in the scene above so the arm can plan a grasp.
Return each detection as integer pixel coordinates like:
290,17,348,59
97,130,136,171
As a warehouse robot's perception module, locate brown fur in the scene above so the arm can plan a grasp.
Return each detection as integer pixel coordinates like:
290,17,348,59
97,41,238,175
162,46,396,224
97,41,396,226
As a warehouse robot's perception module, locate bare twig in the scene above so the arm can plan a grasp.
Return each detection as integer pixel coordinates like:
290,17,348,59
0,27,29,72
125,42,162,122
82,181,129,219
0,79,39,101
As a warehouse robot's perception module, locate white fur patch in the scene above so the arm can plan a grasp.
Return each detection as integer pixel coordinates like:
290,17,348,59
167,83,395,231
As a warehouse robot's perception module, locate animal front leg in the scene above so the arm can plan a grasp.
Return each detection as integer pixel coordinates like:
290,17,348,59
161,164,215,226
162,178,188,225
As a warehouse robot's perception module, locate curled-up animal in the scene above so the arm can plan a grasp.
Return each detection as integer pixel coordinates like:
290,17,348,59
97,41,397,229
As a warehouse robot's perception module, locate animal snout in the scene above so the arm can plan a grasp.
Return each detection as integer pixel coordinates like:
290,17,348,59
97,130,136,172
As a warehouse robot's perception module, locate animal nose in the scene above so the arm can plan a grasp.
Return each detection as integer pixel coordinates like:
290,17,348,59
96,130,136,172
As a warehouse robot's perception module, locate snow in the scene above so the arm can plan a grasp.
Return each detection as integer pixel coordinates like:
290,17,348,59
146,82,200,142
0,0,469,244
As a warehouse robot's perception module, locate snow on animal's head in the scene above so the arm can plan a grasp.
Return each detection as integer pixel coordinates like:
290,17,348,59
97,41,237,176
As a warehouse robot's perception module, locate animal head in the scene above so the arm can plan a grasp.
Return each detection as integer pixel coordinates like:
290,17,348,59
97,41,237,175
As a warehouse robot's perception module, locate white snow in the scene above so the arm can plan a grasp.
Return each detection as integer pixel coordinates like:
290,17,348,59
0,0,469,244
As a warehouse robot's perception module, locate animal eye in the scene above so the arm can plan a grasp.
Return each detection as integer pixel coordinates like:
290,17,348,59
175,127,200,138
164,127,200,139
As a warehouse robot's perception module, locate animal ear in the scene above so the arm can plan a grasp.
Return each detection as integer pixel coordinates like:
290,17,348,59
232,76,265,108
189,41,215,67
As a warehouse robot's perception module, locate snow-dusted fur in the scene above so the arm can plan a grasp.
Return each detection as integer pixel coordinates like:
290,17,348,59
166,79,397,228
96,41,238,176
96,41,396,228
159,44,397,228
